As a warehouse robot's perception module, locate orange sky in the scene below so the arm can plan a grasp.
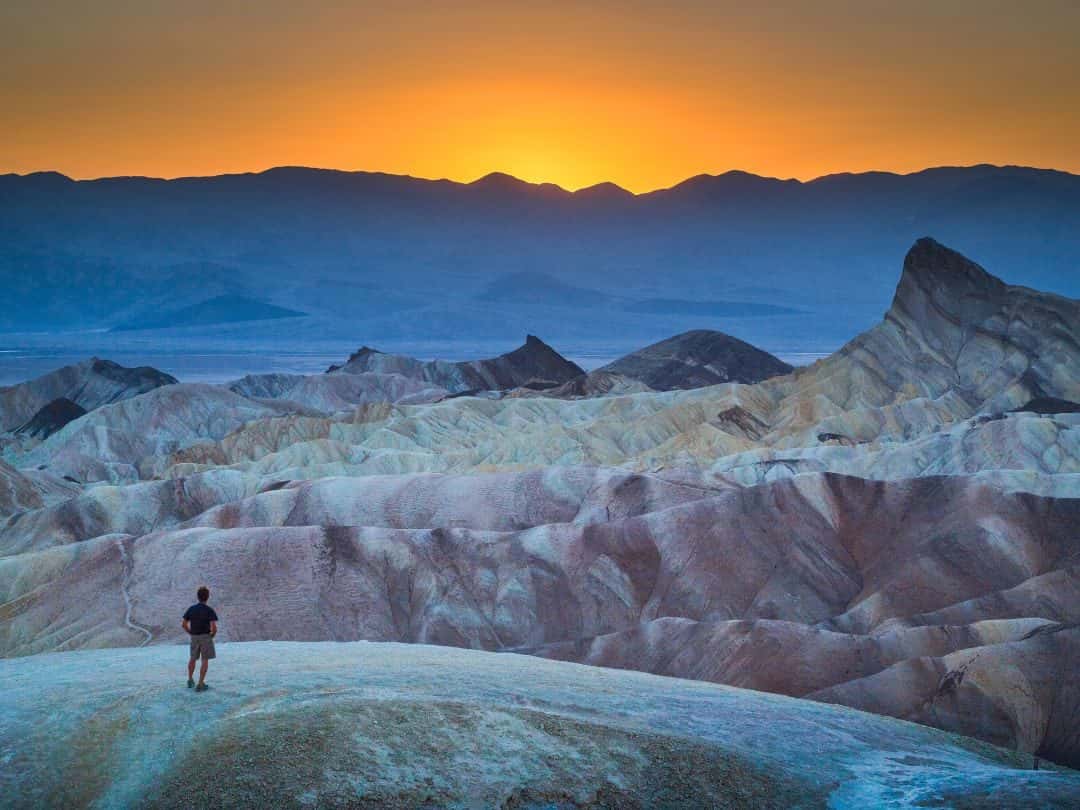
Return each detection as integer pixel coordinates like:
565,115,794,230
3,2,1079,192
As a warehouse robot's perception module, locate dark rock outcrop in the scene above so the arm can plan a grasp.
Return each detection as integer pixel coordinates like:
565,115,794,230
14,398,87,439
1012,397,1080,414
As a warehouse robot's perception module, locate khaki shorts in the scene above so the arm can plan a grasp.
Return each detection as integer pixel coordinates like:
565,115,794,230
189,633,216,660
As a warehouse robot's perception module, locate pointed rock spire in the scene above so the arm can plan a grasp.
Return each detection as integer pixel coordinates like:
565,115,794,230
888,237,1008,331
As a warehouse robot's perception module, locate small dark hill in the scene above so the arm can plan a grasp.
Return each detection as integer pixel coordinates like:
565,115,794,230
112,295,306,331
14,398,87,439
480,335,586,389
600,329,793,390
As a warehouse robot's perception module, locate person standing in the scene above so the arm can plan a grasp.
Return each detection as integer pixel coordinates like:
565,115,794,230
182,586,218,692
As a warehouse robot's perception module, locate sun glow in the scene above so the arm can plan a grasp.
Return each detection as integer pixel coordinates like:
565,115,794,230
3,2,1079,190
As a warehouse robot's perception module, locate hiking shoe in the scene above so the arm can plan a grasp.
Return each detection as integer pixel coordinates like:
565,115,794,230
195,683,210,692
187,678,195,688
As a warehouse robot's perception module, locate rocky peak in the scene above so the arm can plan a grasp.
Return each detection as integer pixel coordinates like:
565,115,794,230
827,237,1080,413
887,237,1008,332
348,346,382,361
502,335,585,380
328,346,383,373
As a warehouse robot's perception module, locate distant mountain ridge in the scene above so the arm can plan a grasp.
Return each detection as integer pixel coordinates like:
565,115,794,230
2,164,1078,353
4,162,1076,196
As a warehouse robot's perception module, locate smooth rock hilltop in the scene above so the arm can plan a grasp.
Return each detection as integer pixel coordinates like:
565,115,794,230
598,328,793,389
1,642,1077,809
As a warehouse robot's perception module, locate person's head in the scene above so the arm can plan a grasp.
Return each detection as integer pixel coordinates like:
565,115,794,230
197,586,210,603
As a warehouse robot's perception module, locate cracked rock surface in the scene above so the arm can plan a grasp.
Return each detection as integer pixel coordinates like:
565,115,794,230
2,641,1078,809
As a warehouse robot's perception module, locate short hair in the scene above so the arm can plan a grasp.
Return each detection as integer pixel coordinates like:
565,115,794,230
197,586,210,603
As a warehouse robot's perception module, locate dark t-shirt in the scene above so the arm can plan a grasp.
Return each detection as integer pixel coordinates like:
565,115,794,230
183,603,218,635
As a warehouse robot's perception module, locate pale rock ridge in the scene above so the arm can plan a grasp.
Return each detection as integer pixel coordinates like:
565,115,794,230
227,370,447,412
14,384,288,483
142,239,1080,485
0,357,177,432
9,240,1076,486
0,468,261,556
507,369,654,399
711,411,1080,492
0,458,42,518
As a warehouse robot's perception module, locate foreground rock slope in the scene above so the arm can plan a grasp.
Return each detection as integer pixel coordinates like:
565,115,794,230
2,642,1077,809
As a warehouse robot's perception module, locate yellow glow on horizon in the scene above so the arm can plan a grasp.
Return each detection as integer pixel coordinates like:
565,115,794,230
2,2,1079,192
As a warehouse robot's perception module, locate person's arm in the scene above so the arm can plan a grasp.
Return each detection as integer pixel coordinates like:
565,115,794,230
209,620,218,638
181,618,191,634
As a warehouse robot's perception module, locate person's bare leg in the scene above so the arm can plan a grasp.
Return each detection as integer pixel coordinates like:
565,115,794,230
198,658,209,687
187,656,197,680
